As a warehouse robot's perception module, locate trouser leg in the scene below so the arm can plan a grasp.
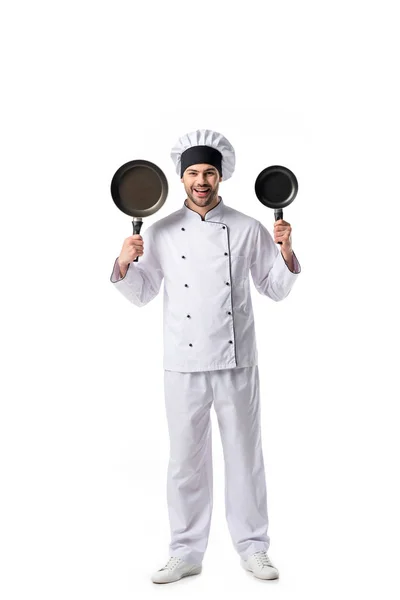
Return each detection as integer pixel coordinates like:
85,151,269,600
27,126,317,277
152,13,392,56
163,370,213,565
211,366,270,560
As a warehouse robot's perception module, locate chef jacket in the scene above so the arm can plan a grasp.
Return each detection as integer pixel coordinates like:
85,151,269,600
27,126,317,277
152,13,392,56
110,196,301,372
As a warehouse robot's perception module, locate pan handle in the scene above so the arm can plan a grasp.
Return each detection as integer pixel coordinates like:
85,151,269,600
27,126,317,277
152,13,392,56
274,209,283,245
132,218,143,262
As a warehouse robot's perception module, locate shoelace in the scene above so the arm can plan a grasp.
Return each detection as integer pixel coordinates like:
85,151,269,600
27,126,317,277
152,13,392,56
161,557,183,571
254,551,273,567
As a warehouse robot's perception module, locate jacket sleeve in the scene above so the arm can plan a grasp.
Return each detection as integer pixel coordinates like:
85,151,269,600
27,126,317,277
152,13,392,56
250,220,301,302
109,224,164,307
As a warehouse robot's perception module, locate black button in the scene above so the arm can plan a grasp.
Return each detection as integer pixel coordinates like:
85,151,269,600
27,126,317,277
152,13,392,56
185,284,189,287
182,255,186,259
224,252,228,256
187,314,191,318
189,343,193,347
181,227,185,231
226,282,230,286
222,226,226,229
229,340,233,344
227,311,232,315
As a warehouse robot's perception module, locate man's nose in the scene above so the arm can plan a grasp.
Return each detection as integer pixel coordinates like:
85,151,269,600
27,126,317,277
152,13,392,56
196,174,207,185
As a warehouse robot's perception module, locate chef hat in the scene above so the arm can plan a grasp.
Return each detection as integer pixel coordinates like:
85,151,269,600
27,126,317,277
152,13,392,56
171,129,236,181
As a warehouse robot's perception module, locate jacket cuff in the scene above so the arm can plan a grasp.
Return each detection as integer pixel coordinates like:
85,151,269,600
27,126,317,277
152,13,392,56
109,257,143,297
271,250,301,289
280,249,301,274
110,257,124,282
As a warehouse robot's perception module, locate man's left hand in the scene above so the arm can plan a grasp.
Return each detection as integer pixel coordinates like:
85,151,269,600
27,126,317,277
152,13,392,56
274,219,292,251
274,219,295,271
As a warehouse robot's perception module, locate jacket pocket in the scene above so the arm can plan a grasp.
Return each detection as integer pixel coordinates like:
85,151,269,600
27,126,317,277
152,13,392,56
230,254,248,283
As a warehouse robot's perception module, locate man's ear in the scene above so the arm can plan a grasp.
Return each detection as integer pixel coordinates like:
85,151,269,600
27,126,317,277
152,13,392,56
181,177,184,183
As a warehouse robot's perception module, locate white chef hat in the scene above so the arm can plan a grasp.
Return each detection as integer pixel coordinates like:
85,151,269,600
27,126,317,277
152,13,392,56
170,129,236,181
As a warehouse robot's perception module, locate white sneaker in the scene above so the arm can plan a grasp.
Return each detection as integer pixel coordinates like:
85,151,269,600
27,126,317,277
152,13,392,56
151,556,202,584
241,550,279,580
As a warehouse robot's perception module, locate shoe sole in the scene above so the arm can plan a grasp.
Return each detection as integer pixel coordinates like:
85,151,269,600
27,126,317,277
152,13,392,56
152,566,202,584
240,560,279,580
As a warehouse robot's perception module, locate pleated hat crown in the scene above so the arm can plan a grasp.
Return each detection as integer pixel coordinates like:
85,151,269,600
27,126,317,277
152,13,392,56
171,129,236,181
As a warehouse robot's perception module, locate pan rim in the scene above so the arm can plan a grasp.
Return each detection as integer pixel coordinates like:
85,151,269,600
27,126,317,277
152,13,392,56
255,164,298,209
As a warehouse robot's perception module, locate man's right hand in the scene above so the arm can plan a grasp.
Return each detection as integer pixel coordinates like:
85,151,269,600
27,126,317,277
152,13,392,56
118,234,144,275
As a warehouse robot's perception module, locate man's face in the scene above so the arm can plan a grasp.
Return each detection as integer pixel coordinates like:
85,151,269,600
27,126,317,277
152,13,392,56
181,164,222,207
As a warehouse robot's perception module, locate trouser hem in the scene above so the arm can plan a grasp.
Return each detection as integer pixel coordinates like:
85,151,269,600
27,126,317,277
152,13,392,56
170,550,203,566
240,541,270,561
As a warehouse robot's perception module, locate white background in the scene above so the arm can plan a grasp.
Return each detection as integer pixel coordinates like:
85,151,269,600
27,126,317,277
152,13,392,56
1,1,399,598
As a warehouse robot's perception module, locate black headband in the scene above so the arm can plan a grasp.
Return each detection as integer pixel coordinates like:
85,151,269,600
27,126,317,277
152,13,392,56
180,145,222,177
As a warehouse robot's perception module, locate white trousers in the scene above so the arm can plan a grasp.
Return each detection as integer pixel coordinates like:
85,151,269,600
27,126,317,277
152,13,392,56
163,366,270,565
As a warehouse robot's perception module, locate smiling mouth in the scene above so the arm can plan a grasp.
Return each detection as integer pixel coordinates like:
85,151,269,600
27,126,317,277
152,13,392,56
193,188,210,196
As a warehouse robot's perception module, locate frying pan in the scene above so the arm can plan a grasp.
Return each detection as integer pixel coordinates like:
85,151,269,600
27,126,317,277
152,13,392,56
255,165,298,245
111,159,168,261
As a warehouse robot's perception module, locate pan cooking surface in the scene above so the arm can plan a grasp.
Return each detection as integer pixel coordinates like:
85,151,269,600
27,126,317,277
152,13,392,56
260,171,293,202
118,166,162,211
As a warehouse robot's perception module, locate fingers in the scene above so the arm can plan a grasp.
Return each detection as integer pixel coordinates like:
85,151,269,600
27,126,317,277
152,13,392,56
274,221,292,245
274,220,290,229
274,220,291,230
133,241,144,257
120,234,144,261
127,235,144,249
128,234,143,244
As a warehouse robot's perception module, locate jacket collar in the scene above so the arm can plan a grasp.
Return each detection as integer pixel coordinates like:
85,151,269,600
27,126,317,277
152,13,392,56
182,196,225,222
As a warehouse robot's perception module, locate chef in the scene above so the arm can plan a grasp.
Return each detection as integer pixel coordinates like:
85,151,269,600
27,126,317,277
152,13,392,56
110,129,301,584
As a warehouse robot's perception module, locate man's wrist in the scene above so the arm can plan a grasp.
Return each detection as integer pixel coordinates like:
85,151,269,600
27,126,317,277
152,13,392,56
117,259,129,277
281,244,293,259
281,246,294,271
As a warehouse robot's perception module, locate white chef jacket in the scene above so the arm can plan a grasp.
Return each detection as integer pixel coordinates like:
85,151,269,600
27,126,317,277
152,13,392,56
110,196,301,372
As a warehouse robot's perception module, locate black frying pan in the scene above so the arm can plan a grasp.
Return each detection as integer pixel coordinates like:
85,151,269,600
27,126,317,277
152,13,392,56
255,165,298,245
111,159,168,261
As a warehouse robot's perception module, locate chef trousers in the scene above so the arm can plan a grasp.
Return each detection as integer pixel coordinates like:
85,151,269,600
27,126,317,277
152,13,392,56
163,365,270,565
